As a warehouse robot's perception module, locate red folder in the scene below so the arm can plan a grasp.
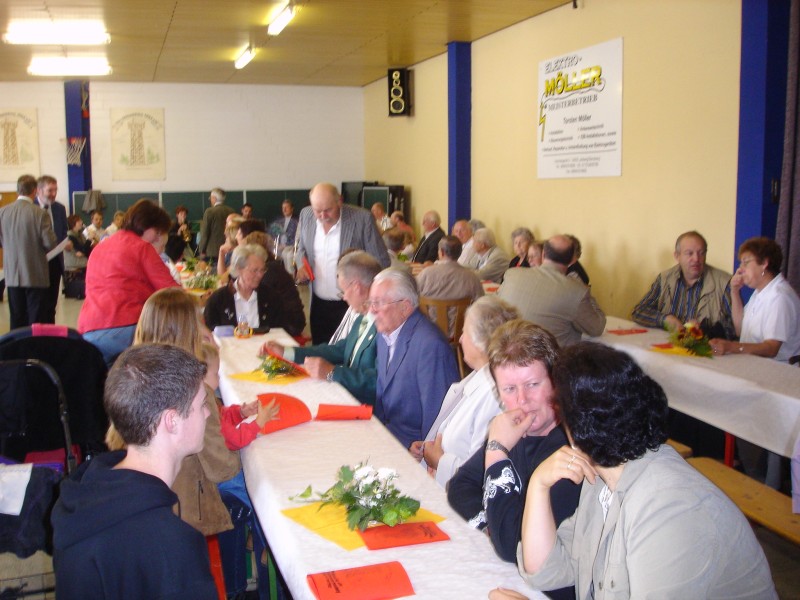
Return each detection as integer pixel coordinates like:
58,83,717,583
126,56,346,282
315,404,373,421
307,561,414,600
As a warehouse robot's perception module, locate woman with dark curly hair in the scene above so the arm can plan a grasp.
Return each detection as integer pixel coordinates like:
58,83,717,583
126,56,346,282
490,343,777,600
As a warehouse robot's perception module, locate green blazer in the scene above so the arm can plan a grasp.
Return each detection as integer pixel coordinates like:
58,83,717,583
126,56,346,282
293,314,377,405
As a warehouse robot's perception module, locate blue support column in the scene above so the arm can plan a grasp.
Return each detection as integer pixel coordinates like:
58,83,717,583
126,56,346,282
735,0,789,255
64,80,92,213
448,42,471,232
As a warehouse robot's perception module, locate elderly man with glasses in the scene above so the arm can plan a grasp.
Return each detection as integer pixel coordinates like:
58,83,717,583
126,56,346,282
369,268,460,449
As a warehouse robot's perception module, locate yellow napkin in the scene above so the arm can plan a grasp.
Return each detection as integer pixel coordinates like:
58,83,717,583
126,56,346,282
282,501,445,551
230,370,307,385
650,344,698,357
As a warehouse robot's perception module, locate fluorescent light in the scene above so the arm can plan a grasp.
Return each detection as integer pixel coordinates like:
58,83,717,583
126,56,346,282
28,56,112,76
267,4,296,36
234,46,256,70
4,20,110,45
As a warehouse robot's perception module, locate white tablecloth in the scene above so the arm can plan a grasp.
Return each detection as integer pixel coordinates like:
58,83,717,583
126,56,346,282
597,317,800,460
217,331,541,600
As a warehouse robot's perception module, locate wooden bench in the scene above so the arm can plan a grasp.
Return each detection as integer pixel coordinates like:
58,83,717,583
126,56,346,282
666,438,692,459
688,457,800,545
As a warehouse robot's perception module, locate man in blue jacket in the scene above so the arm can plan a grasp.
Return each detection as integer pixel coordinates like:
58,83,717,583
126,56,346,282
371,268,460,448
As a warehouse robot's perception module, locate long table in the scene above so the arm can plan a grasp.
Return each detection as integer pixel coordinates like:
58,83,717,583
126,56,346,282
217,331,542,599
597,317,800,462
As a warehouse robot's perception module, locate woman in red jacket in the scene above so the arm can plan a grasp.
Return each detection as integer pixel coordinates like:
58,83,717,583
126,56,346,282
78,198,178,366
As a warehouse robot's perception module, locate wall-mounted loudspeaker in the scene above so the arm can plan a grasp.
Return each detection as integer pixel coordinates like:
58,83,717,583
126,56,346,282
388,68,411,117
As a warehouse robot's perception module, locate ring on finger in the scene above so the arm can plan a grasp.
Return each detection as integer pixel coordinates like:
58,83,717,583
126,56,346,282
567,454,576,470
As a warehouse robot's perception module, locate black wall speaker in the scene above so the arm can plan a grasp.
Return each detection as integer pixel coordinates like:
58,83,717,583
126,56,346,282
388,68,411,117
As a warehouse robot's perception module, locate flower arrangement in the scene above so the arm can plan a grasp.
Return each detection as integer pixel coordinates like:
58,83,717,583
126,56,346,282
183,271,219,290
668,321,713,357
258,353,306,379
292,462,420,531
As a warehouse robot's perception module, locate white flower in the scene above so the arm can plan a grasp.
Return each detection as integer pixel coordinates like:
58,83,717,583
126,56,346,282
377,467,396,481
354,465,374,480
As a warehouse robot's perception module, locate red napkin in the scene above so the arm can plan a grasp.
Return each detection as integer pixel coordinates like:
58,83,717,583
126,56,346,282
607,328,648,335
257,393,312,434
315,404,373,421
307,561,414,600
357,521,449,550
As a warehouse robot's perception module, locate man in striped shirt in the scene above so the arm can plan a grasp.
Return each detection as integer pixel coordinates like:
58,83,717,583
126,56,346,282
631,231,735,339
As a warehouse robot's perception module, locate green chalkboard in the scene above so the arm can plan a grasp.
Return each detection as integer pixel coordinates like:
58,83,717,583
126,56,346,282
245,189,310,224
70,188,309,229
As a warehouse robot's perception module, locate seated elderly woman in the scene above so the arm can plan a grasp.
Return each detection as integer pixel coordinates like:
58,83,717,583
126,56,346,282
709,236,800,489
526,241,544,267
204,244,305,336
709,237,800,361
509,227,534,269
447,320,580,599
495,343,777,600
410,296,519,487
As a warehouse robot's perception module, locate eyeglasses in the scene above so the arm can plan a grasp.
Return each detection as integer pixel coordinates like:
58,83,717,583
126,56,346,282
739,258,755,267
366,299,404,310
243,266,266,275
336,279,356,299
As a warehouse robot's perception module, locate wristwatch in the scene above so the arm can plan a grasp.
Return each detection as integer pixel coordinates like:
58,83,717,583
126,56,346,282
326,368,335,382
486,440,510,455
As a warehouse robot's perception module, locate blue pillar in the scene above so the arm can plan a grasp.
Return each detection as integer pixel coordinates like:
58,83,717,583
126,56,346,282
735,0,789,257
448,42,471,232
64,80,92,213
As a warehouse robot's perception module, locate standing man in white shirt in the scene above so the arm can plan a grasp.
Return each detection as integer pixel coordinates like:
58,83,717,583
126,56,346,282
295,182,390,344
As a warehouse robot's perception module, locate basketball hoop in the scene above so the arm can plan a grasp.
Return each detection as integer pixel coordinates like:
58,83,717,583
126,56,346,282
66,136,87,166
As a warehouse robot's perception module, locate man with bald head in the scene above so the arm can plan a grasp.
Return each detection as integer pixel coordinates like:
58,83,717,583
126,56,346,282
498,234,606,347
296,182,390,343
412,210,445,264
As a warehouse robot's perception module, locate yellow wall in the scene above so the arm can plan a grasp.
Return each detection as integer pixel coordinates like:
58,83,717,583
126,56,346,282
364,0,742,318
364,53,449,232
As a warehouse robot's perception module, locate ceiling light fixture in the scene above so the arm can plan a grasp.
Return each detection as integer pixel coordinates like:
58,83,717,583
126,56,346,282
234,46,256,69
267,3,296,36
28,56,112,77
4,20,110,45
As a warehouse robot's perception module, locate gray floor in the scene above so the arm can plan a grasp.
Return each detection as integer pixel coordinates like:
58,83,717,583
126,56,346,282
0,291,798,598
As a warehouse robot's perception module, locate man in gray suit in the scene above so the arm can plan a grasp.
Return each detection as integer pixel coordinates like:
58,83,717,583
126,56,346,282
498,234,605,347
296,182,390,343
0,174,57,328
198,187,234,262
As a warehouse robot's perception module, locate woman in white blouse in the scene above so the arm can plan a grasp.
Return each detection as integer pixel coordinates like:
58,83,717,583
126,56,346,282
710,236,800,361
409,296,519,486
709,237,800,488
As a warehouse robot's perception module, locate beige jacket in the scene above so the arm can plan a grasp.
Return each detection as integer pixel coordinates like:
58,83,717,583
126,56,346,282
172,386,241,536
519,446,777,599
